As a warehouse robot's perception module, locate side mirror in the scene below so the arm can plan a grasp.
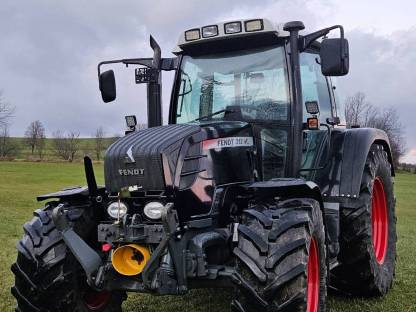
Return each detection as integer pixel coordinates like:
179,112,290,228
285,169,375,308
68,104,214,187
99,70,116,103
320,38,349,76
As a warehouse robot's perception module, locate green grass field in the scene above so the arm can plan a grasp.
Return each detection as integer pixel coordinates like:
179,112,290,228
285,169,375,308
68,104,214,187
0,161,415,311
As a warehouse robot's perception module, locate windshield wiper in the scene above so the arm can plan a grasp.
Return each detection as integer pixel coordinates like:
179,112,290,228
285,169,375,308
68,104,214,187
191,108,231,122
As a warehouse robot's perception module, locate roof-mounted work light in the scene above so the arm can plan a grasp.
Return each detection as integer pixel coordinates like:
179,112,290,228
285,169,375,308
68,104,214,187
245,19,264,32
202,25,218,38
185,29,201,41
224,21,242,34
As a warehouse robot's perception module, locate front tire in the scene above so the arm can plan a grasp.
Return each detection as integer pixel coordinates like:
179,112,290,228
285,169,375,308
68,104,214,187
232,198,327,312
11,203,125,312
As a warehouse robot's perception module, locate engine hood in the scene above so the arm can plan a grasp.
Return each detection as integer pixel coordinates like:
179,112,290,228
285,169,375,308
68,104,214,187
104,121,254,195
104,124,200,192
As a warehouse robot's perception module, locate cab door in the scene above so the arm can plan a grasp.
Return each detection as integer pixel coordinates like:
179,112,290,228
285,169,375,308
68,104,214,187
299,52,334,179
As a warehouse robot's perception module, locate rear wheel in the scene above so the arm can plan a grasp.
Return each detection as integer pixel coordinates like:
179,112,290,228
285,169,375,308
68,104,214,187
11,203,125,311
332,144,396,296
232,198,327,312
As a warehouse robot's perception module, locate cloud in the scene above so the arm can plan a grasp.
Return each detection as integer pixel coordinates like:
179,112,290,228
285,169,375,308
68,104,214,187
401,148,416,164
0,1,278,137
336,28,416,158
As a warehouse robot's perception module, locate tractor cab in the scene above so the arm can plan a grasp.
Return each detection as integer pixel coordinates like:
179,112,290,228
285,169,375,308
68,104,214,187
172,21,341,182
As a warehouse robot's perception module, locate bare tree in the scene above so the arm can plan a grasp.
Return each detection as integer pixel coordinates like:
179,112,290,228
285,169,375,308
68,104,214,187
37,133,46,160
24,120,46,155
52,130,80,162
94,127,105,161
344,92,371,127
345,91,406,167
367,107,406,167
0,92,15,127
0,125,19,158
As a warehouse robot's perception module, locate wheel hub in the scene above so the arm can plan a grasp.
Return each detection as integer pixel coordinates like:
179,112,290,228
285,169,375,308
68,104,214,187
371,176,389,264
83,288,111,311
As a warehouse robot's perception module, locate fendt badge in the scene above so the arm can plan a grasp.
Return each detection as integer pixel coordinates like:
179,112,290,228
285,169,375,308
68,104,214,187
202,137,254,150
118,168,144,176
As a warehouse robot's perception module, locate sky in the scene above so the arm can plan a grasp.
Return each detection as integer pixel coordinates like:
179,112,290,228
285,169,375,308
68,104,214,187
0,0,415,163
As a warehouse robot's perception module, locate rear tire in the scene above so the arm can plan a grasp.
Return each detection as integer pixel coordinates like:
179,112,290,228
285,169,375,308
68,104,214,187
11,202,125,312
332,144,397,296
232,198,327,312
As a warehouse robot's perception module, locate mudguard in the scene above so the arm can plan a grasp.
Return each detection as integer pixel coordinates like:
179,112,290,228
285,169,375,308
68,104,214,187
37,186,105,202
321,128,394,199
249,178,323,206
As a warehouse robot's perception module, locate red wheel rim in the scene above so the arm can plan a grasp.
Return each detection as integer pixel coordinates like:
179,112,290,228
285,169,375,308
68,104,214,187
307,237,319,312
83,288,111,311
372,177,389,264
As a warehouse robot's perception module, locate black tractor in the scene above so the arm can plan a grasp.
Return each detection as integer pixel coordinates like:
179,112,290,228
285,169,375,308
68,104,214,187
12,19,396,312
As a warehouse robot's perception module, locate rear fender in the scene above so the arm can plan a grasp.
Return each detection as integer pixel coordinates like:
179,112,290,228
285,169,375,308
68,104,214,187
323,128,394,199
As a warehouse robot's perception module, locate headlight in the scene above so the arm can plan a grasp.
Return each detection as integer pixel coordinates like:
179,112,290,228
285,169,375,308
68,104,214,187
107,201,128,219
143,201,164,220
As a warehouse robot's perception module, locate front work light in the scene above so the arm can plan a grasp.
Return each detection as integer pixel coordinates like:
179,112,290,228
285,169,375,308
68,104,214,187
202,25,218,38
143,201,164,220
245,19,264,32
224,22,242,34
107,201,128,219
305,101,320,115
125,115,137,128
185,29,201,41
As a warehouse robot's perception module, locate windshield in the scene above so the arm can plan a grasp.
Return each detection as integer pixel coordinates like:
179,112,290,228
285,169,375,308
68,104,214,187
175,45,289,123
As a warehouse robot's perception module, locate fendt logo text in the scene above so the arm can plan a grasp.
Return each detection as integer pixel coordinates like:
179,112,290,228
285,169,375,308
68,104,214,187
118,168,144,176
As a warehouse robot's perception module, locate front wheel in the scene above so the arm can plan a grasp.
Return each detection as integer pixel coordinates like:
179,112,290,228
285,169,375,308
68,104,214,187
232,198,327,312
11,203,125,312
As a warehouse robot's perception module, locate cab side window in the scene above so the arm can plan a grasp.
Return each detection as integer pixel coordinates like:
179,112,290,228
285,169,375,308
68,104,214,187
299,52,332,175
300,53,332,121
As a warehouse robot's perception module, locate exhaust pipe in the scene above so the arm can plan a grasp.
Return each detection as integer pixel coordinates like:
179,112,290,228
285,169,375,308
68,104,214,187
112,244,151,276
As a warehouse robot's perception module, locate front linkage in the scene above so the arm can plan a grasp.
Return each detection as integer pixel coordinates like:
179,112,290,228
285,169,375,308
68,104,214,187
51,190,234,295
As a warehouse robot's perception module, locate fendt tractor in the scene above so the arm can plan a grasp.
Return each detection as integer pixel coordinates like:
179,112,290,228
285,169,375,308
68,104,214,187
12,19,396,312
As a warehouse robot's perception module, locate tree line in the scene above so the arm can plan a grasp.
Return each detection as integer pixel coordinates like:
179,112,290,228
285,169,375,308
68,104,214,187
0,93,124,161
0,91,18,158
1,120,118,162
0,90,409,167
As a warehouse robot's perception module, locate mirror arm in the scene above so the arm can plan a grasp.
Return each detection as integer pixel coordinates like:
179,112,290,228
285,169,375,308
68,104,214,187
122,58,154,67
97,57,177,78
300,25,345,51
98,58,152,78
